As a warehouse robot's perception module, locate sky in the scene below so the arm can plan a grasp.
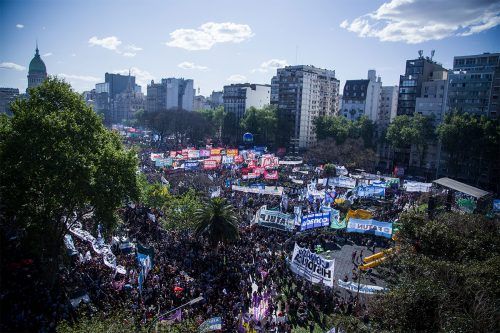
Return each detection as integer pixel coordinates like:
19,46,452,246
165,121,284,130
1,0,499,96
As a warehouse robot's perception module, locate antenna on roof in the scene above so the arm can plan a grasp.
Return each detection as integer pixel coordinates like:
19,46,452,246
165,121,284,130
418,50,423,59
430,50,435,61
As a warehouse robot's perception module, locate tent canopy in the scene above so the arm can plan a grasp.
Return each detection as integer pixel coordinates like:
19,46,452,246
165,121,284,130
433,177,490,199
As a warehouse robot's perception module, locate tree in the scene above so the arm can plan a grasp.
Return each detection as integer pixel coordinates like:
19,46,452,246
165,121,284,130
369,211,500,332
162,189,203,231
305,138,377,171
198,106,224,142
240,105,278,146
0,78,139,281
194,197,239,248
323,163,336,188
386,114,435,167
313,115,376,148
437,112,499,190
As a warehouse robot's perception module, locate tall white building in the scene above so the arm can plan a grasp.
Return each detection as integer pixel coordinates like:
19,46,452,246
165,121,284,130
341,70,382,122
378,86,398,128
273,65,340,150
146,78,194,112
223,83,271,121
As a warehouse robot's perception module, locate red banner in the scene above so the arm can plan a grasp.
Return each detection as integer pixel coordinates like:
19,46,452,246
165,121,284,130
203,160,218,170
264,170,279,180
234,155,244,164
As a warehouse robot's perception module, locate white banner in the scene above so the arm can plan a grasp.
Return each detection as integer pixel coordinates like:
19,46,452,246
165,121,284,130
337,279,387,294
232,185,283,196
254,205,294,231
290,243,334,287
279,160,303,165
403,181,432,192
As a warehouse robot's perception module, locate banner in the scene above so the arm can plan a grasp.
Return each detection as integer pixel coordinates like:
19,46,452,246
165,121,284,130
260,155,279,169
188,150,200,159
242,173,260,180
300,212,331,231
203,160,218,170
335,165,348,176
337,279,387,294
199,149,211,157
264,170,278,180
234,155,244,163
222,155,234,164
210,148,222,156
232,185,283,196
290,243,334,287
356,185,385,198
226,149,238,157
493,199,500,212
403,181,432,192
155,158,173,167
255,206,294,231
150,153,164,161
346,219,392,238
184,161,199,170
198,317,222,332
346,209,372,221
279,160,303,165
331,176,356,188
329,209,345,229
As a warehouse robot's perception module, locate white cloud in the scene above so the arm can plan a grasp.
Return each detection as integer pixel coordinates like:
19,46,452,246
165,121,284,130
166,22,254,50
123,52,136,57
178,61,209,71
252,59,288,73
71,53,76,57
340,0,500,44
58,73,100,82
0,62,26,71
16,24,24,29
43,52,53,57
88,36,122,50
227,74,247,82
114,67,155,89
126,44,142,51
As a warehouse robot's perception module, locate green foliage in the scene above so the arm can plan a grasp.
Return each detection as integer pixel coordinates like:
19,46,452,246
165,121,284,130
437,112,499,188
0,78,139,274
138,175,170,209
370,211,500,332
386,114,435,149
240,105,278,145
57,309,145,333
194,197,239,247
305,138,377,170
198,106,224,140
162,189,203,231
313,115,376,148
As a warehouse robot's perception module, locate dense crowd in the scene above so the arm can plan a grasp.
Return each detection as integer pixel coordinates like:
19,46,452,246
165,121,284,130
1,141,427,333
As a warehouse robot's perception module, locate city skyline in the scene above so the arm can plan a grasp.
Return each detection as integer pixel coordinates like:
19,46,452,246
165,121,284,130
1,0,499,95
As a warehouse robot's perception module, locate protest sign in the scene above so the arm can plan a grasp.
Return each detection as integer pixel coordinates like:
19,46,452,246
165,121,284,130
254,206,294,231
198,317,222,332
290,243,334,287
300,212,331,231
337,279,387,294
346,219,392,238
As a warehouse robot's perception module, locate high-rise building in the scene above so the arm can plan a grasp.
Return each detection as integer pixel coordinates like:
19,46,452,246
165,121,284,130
105,73,135,99
376,86,399,172
223,83,271,121
194,95,210,111
208,91,223,109
341,70,382,121
273,65,339,150
0,88,20,115
146,78,194,112
397,52,447,116
27,44,47,91
447,52,499,118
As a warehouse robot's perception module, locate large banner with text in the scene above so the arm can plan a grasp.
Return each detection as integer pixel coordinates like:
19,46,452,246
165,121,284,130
290,243,334,287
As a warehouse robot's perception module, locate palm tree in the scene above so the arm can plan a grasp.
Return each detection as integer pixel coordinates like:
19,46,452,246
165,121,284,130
323,163,336,189
194,197,239,249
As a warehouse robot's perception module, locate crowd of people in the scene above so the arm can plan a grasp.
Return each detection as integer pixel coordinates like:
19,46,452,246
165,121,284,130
1,140,430,333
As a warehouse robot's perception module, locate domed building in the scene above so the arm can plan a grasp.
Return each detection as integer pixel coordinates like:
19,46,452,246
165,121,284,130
27,44,47,91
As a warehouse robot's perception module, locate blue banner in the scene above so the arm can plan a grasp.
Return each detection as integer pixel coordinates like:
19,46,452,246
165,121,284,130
198,317,222,332
300,212,331,231
346,219,392,238
184,161,199,170
356,185,385,198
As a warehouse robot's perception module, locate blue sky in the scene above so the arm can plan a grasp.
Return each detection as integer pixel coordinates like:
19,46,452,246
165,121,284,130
1,0,499,95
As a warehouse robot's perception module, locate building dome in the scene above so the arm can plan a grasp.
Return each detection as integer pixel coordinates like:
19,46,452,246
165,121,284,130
28,47,46,74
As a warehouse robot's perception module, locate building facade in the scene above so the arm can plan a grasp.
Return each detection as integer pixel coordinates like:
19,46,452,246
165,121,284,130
146,78,194,112
341,70,382,122
397,53,447,116
223,83,271,121
0,88,20,115
273,65,339,150
447,52,499,118
209,91,224,109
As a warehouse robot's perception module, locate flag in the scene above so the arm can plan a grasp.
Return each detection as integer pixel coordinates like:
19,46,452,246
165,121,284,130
161,309,182,324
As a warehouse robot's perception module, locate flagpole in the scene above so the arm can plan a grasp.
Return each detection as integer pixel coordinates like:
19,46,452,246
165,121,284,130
148,296,204,332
